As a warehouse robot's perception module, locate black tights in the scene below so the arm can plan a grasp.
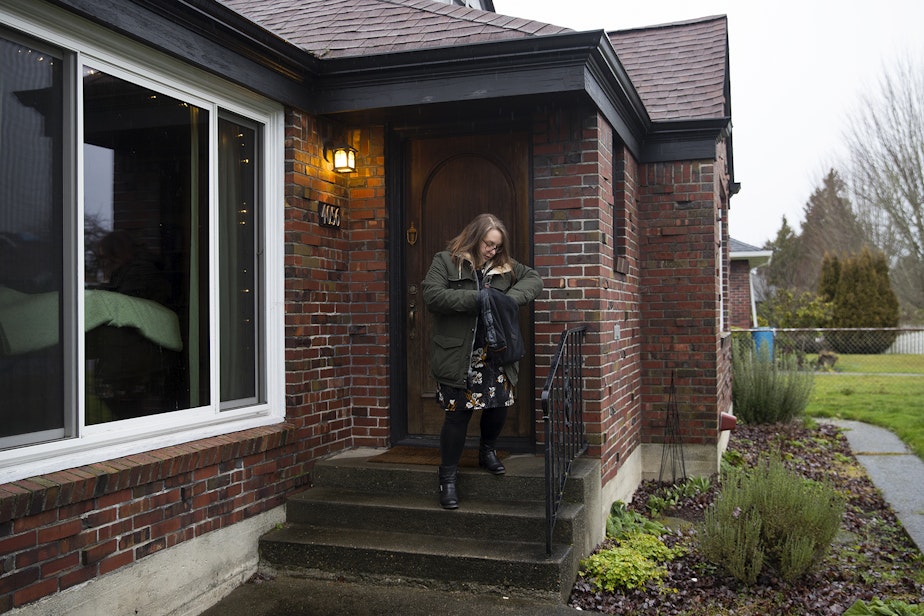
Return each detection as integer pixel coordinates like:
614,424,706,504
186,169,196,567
439,407,508,467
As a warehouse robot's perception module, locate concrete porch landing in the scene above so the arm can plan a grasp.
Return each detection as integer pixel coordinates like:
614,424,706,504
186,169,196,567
198,448,602,615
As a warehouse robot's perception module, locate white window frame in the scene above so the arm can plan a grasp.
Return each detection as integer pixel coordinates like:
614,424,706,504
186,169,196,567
0,1,286,484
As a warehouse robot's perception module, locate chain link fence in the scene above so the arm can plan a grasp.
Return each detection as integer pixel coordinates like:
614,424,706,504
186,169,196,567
732,328,924,376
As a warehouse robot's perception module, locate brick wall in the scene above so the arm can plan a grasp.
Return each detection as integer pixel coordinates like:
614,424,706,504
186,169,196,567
283,113,391,463
0,426,301,613
606,141,644,485
342,126,391,447
283,110,355,461
529,106,731,467
531,107,643,484
729,260,754,328
638,159,726,447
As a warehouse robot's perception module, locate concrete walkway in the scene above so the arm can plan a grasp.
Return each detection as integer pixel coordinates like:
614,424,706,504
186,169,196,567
198,574,590,616
826,419,924,552
199,420,923,616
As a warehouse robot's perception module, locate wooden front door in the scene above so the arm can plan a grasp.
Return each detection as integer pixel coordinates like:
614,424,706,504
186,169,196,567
404,132,533,443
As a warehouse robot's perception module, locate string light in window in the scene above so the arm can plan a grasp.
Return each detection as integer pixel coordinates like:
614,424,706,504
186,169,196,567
17,47,56,67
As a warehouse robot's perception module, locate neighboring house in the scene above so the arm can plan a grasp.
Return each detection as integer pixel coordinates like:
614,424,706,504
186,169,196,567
729,238,773,328
0,0,736,612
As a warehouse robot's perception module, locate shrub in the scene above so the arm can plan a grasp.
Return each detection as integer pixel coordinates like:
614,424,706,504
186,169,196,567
699,504,764,584
759,288,833,331
824,249,900,354
698,456,845,584
580,532,683,592
732,337,814,424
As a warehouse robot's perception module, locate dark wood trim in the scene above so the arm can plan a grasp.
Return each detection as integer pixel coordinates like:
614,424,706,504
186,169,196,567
314,31,653,161
386,125,409,445
43,0,316,110
584,35,649,157
642,118,732,163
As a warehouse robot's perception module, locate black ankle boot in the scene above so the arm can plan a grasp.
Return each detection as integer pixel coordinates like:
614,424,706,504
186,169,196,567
438,465,459,509
478,443,506,475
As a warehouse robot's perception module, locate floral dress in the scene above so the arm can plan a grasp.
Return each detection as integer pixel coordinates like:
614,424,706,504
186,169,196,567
436,269,515,413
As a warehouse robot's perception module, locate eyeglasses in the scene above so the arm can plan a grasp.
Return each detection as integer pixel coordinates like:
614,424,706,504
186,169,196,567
482,239,503,253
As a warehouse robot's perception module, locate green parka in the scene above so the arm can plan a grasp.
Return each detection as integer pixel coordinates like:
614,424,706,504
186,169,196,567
421,250,543,389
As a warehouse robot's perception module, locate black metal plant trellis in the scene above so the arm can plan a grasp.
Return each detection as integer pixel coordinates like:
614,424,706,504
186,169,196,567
659,371,687,483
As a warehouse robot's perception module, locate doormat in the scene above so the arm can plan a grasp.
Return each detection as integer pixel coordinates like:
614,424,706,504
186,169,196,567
367,446,509,467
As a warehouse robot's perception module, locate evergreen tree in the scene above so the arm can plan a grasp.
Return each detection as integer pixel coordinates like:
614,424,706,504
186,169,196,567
817,253,840,303
871,250,901,328
796,169,867,291
762,216,802,291
758,172,868,301
826,248,899,353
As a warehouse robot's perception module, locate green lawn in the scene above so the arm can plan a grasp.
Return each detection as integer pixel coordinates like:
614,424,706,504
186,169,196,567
819,353,924,375
807,365,924,459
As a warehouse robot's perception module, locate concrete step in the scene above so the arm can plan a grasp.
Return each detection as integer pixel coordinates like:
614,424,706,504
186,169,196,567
258,450,599,603
285,487,582,545
312,450,595,503
260,523,575,602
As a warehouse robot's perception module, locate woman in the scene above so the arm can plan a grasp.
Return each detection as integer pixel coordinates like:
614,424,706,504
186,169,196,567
422,214,543,509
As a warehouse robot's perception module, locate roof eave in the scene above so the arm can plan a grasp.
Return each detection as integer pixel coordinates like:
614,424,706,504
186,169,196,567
642,117,731,163
44,0,319,109
731,250,773,268
313,30,650,158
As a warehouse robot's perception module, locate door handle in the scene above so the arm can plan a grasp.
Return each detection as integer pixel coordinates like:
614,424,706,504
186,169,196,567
409,302,417,339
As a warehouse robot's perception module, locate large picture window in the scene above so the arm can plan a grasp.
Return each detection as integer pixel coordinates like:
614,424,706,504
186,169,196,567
0,16,283,481
82,66,212,423
0,31,68,446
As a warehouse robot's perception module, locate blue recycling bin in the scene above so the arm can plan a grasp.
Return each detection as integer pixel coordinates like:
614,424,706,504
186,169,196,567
752,328,774,358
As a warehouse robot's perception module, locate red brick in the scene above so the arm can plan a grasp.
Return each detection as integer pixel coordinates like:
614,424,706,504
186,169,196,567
14,542,58,568
98,550,133,575
0,566,39,595
12,578,57,607
13,510,57,533
0,530,36,555
59,565,95,590
135,538,166,559
81,539,117,565
36,519,82,544
41,552,80,577
82,508,117,529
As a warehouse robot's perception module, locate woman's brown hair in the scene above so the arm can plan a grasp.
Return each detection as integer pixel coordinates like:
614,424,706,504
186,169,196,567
447,213,512,270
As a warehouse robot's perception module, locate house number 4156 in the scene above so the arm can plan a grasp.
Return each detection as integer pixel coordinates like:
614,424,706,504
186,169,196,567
318,202,341,228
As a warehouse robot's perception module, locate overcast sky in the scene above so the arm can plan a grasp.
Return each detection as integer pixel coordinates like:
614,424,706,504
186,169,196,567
495,0,924,247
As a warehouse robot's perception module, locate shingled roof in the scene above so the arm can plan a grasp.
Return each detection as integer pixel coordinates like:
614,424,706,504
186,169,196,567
214,0,728,127
217,0,570,59
608,16,729,122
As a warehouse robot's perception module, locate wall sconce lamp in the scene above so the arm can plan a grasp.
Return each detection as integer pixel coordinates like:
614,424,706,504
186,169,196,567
324,143,357,173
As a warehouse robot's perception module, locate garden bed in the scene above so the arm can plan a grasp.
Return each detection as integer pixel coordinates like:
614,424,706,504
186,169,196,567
569,422,924,615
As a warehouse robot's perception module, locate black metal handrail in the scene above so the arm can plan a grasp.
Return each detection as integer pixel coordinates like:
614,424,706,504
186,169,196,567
541,325,588,556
